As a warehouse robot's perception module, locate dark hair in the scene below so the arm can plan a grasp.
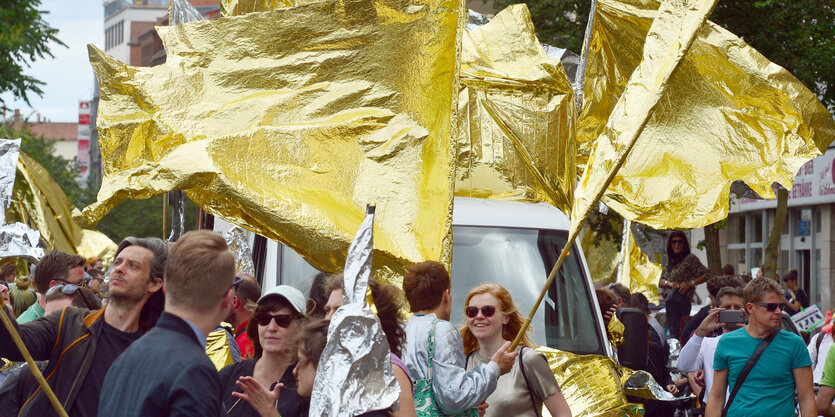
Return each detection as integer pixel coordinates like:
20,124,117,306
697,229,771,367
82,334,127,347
706,275,743,298
595,288,618,317
402,261,450,312
1,264,16,281
246,296,303,358
296,319,330,369
33,251,85,294
784,270,799,282
87,269,104,281
306,272,332,318
115,237,168,330
722,264,735,276
717,286,743,301
610,283,631,305
235,274,261,306
369,280,407,357
630,293,650,315
665,231,691,270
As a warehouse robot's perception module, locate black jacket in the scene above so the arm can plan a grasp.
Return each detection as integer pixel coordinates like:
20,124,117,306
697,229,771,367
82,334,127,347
0,306,105,417
219,358,309,417
98,312,224,417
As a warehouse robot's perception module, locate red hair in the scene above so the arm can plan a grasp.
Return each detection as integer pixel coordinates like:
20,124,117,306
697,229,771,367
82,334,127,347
460,283,534,354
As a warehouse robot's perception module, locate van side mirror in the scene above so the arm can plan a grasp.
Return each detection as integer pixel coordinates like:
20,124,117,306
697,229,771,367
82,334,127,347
616,308,649,370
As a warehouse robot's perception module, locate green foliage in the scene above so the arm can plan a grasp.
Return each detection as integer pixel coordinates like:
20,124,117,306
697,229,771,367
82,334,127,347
586,210,624,250
502,0,834,109
0,0,66,105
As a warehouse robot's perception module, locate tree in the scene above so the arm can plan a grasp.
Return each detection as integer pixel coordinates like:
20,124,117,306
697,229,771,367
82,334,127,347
498,0,834,109
0,0,66,106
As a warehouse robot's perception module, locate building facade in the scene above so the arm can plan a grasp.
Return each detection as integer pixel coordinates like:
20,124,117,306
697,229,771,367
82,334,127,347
721,146,835,309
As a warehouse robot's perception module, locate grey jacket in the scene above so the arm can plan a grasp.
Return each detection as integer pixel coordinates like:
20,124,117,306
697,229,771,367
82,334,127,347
404,314,499,414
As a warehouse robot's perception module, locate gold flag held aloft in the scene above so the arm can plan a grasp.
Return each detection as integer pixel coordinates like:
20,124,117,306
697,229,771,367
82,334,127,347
86,0,463,282
455,4,576,214
576,0,835,229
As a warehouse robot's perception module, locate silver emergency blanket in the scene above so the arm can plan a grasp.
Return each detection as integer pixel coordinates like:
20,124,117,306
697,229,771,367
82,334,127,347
310,206,399,417
224,226,255,276
170,0,203,25
0,139,44,261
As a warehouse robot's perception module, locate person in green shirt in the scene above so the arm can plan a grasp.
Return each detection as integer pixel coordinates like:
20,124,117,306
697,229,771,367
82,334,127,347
16,251,85,324
816,331,835,415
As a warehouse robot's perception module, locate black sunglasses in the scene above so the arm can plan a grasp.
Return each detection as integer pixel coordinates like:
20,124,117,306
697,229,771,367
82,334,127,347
465,305,497,318
671,240,685,245
254,313,296,328
753,302,786,312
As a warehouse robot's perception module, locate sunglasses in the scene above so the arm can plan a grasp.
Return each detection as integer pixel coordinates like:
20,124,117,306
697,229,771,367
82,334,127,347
46,284,95,310
753,302,786,312
671,240,685,245
254,312,296,328
465,305,497,318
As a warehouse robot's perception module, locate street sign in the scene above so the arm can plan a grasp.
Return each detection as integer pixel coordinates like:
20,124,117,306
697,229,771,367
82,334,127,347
798,220,810,236
792,304,825,333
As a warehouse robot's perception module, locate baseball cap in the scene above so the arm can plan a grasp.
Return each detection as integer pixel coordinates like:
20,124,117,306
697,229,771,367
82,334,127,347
257,285,306,315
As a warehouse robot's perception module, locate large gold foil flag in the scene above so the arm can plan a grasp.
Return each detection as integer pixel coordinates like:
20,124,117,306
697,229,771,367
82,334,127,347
455,5,575,214
572,0,721,235
576,0,835,229
617,221,661,305
10,153,117,264
86,0,463,278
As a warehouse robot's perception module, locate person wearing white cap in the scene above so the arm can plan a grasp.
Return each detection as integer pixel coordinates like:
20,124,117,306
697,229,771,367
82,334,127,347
218,285,309,417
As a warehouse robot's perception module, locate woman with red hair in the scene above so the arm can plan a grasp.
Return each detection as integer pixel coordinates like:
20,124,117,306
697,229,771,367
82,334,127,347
461,284,572,417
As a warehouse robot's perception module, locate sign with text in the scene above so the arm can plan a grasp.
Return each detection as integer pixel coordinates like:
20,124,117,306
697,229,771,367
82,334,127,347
732,148,835,212
791,304,825,333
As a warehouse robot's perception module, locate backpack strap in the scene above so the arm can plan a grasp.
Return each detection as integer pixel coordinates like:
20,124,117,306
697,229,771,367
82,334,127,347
722,328,778,417
426,318,439,379
518,347,542,417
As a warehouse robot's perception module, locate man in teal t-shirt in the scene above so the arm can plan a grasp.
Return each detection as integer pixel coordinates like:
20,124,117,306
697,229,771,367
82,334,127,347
706,278,815,417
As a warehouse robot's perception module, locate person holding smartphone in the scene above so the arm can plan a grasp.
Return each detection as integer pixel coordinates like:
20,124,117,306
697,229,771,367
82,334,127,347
676,286,745,409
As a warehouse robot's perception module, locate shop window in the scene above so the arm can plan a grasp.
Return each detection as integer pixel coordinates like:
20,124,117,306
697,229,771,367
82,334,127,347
816,210,822,233
752,213,763,242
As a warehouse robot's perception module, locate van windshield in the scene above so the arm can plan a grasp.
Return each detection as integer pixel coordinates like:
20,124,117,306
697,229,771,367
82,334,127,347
450,225,605,355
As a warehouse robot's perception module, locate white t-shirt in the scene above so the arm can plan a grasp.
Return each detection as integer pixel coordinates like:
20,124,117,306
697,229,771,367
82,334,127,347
807,332,834,384
677,334,722,400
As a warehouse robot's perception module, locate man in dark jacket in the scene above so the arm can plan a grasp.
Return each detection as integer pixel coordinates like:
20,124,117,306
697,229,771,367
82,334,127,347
99,230,237,417
0,237,167,417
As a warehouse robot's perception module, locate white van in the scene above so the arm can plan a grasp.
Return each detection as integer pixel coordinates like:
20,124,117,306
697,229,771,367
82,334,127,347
213,196,613,357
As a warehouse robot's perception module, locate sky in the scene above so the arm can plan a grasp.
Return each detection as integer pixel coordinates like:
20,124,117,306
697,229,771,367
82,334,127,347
1,1,104,123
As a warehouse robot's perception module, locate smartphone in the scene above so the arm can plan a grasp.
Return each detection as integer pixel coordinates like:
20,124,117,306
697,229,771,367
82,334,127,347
719,310,746,324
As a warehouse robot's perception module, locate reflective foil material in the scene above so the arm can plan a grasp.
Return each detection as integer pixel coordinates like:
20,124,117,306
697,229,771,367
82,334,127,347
571,0,720,235
311,207,399,417
221,0,292,15
206,326,236,370
223,226,255,276
455,5,575,213
576,0,835,229
617,220,661,304
621,368,675,401
0,222,44,262
86,0,461,280
169,0,203,25
536,346,644,417
0,139,20,212
10,153,116,264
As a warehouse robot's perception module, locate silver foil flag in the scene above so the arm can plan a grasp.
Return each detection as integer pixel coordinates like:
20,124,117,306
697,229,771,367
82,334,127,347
169,0,204,26
223,226,255,276
310,205,399,417
0,139,44,261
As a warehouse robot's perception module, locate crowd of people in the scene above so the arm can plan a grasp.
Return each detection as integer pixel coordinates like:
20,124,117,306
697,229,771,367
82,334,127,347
0,231,573,417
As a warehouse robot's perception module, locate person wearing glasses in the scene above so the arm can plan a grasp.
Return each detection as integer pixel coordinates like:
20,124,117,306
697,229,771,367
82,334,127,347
16,250,85,324
461,284,572,417
43,284,101,314
218,285,309,417
659,231,708,341
706,278,815,417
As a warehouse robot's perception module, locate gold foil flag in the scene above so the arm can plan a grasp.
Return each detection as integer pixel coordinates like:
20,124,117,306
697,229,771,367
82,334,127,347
576,0,835,229
455,4,575,214
617,221,661,305
10,152,116,264
86,0,462,279
572,0,720,235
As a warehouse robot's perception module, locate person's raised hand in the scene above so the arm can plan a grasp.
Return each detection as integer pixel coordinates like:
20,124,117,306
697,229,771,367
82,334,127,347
491,341,518,375
666,384,679,396
603,303,618,324
233,376,282,417
695,308,723,337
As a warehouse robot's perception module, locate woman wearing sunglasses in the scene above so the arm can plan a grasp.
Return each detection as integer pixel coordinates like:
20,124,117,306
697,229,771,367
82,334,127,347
461,284,572,417
659,231,708,341
218,285,309,417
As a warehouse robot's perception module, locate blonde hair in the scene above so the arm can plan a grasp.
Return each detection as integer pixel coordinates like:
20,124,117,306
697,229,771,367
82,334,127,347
460,283,534,354
165,231,235,311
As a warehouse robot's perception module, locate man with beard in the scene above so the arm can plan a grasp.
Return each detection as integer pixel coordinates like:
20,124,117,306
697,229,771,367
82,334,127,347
0,237,167,417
